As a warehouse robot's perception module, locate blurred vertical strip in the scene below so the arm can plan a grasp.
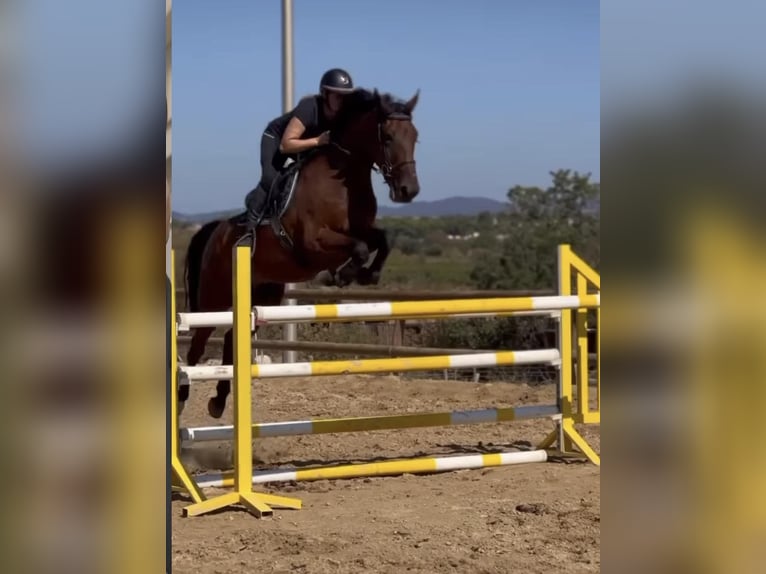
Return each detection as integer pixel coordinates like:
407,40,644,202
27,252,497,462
166,0,172,251
679,208,766,574
0,1,168,572
0,0,24,571
166,1,173,572
602,1,766,572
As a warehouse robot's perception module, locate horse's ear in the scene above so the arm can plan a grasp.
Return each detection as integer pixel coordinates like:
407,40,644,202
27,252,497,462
404,89,420,114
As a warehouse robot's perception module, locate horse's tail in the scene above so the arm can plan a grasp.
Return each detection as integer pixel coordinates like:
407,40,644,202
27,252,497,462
183,219,220,312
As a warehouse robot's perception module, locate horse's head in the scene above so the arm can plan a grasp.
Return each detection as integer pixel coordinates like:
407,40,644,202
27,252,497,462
334,89,421,203
374,90,420,203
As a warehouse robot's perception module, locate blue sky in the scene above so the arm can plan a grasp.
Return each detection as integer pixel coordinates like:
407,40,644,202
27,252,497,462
601,0,766,116
172,0,600,213
16,1,766,214
18,0,164,170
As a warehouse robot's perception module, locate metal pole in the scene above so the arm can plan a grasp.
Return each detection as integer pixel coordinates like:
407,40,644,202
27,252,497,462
281,0,297,363
281,0,294,113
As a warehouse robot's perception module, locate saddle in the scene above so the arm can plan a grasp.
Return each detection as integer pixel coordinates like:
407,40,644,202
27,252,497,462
232,157,304,251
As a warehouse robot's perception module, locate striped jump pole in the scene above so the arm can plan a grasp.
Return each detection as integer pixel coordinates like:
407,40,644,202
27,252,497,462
181,246,302,519
534,244,601,466
181,404,561,443
175,294,598,330
171,243,601,518
178,348,561,384
177,309,560,331
193,449,549,489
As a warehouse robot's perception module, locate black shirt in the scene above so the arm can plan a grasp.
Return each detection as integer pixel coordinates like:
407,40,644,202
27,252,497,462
266,95,329,139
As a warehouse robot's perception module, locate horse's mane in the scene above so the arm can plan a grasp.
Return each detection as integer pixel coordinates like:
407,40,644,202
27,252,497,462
333,88,412,133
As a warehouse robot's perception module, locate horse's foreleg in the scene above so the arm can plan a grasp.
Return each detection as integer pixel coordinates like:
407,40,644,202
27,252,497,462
315,228,369,287
355,227,389,286
208,329,232,419
180,326,215,415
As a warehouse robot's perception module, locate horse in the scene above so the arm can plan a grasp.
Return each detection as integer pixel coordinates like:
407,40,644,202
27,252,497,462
180,88,421,418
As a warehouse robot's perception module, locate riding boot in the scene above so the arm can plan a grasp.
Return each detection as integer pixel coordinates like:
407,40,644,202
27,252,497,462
245,185,269,225
243,185,269,254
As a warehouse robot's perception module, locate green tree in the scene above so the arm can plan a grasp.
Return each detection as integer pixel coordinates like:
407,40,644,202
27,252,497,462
470,169,599,290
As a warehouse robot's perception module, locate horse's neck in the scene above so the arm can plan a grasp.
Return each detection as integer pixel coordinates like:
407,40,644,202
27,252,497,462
343,158,377,216
334,119,376,164
319,124,379,214
322,138,375,185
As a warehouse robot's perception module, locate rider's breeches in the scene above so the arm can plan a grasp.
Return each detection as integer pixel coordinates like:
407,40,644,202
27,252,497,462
259,130,283,195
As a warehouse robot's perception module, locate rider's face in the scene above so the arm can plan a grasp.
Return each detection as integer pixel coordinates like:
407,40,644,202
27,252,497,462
325,92,344,117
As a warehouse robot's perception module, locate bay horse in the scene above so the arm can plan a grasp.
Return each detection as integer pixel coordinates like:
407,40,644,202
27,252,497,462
181,88,421,418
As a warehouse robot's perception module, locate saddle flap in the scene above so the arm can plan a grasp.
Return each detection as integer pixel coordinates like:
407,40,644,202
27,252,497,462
262,166,300,225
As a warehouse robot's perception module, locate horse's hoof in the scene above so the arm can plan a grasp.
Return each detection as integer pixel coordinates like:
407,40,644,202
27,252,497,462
208,398,225,419
336,278,351,288
336,263,360,287
314,270,336,286
356,268,381,286
333,272,351,288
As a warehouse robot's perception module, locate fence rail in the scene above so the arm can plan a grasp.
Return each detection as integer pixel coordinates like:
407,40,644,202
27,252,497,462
173,285,597,383
174,286,559,303
176,335,598,361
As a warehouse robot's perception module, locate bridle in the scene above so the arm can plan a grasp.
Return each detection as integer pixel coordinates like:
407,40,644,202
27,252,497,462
377,112,416,189
329,109,416,192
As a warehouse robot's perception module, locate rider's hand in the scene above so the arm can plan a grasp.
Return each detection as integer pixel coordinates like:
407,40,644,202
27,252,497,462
316,131,331,146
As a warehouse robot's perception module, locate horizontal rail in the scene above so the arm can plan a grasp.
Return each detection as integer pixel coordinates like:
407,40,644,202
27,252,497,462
181,404,560,442
176,294,597,330
260,296,598,322
178,349,561,383
176,336,597,363
286,288,560,300
177,309,561,331
193,449,549,489
175,287,557,301
177,336,497,357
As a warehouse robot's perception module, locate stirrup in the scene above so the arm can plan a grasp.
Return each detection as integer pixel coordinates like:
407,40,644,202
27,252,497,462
235,227,255,252
242,225,258,258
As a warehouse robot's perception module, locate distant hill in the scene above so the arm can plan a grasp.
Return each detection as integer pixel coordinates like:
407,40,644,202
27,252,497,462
172,194,599,224
378,196,509,218
172,196,509,224
172,209,241,224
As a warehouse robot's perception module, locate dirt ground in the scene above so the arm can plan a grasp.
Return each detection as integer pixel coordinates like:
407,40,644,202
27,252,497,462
172,375,600,573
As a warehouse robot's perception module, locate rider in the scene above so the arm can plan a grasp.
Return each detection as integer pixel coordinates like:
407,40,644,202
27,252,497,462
244,68,356,228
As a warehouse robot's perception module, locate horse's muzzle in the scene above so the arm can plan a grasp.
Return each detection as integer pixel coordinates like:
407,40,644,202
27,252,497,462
390,174,420,203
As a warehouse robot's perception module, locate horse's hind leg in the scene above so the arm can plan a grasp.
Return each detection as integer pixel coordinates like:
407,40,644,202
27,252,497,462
208,329,232,419
187,326,215,365
206,283,284,418
179,326,214,415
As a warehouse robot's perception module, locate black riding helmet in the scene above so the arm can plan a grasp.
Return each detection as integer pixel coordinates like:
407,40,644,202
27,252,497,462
319,68,355,94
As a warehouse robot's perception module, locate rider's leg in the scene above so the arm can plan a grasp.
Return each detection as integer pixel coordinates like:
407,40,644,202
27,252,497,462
245,130,281,227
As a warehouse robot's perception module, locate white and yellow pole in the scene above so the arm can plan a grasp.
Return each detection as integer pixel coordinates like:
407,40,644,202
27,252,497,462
183,246,301,517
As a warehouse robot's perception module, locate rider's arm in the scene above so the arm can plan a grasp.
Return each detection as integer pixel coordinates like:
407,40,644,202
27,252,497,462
279,97,327,154
279,117,322,154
